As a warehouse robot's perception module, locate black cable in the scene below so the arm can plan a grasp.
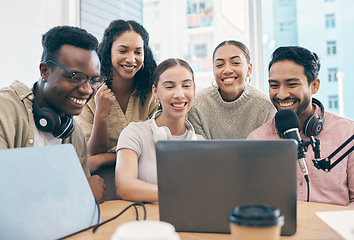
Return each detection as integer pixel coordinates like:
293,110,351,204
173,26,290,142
133,204,139,220
92,202,146,233
304,175,310,202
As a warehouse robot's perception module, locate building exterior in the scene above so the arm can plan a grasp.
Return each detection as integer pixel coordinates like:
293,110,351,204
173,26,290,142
143,0,263,92
261,0,354,119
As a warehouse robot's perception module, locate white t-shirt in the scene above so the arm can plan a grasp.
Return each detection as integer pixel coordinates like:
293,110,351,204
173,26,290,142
34,124,61,146
117,113,204,184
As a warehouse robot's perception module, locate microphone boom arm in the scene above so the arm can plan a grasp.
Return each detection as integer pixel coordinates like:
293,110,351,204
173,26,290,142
312,135,354,172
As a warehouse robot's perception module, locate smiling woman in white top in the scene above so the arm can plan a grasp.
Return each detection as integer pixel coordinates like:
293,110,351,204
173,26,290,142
115,58,204,202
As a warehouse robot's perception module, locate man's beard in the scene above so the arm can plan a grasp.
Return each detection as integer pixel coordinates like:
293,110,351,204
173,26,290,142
295,95,311,116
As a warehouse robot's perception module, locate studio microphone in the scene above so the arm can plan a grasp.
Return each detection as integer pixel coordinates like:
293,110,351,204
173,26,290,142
275,109,309,182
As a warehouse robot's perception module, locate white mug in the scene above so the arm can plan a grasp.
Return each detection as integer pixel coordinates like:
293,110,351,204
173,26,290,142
111,220,180,240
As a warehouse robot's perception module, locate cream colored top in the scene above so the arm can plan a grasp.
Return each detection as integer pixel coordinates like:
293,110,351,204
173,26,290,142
75,91,159,152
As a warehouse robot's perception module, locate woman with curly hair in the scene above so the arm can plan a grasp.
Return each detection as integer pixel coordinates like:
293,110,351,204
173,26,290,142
75,20,159,176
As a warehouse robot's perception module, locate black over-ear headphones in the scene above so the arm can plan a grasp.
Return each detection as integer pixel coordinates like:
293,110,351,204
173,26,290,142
32,98,75,139
303,98,325,137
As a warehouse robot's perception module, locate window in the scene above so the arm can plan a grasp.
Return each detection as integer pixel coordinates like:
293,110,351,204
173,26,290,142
328,68,338,82
188,0,211,14
194,44,207,58
152,44,161,62
188,2,197,14
325,14,335,28
328,95,339,109
187,0,213,28
260,0,354,120
327,41,337,55
144,2,160,21
279,0,292,6
279,21,295,32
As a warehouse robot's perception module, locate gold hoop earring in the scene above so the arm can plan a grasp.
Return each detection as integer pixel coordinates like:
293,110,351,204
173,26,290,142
246,76,251,84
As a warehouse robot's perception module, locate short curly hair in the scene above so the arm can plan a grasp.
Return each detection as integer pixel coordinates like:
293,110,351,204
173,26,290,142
41,25,98,63
97,19,157,105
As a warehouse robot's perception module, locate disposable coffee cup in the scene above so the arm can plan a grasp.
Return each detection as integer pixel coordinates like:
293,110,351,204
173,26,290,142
229,204,284,240
111,220,180,240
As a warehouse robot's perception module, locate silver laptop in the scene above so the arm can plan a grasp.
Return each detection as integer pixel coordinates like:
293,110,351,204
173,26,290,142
156,140,297,236
0,144,100,240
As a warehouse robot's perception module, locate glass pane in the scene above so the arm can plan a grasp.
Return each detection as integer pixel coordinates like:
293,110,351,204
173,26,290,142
143,0,252,93
260,0,353,119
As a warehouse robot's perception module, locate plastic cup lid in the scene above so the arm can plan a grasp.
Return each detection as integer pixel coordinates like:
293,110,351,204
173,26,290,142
229,204,284,227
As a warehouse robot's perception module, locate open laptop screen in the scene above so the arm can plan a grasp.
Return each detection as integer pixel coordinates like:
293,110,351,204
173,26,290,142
156,140,297,236
0,144,100,240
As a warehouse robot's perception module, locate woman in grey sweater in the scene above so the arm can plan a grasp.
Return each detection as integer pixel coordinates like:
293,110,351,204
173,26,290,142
188,40,276,139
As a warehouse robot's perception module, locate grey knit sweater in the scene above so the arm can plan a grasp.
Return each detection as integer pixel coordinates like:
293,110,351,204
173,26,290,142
187,84,276,139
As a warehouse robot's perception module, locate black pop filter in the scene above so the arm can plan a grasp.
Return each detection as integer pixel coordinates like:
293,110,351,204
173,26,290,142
275,109,300,137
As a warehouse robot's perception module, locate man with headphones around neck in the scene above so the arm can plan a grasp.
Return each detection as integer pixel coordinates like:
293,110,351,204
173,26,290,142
247,46,354,207
0,26,107,203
